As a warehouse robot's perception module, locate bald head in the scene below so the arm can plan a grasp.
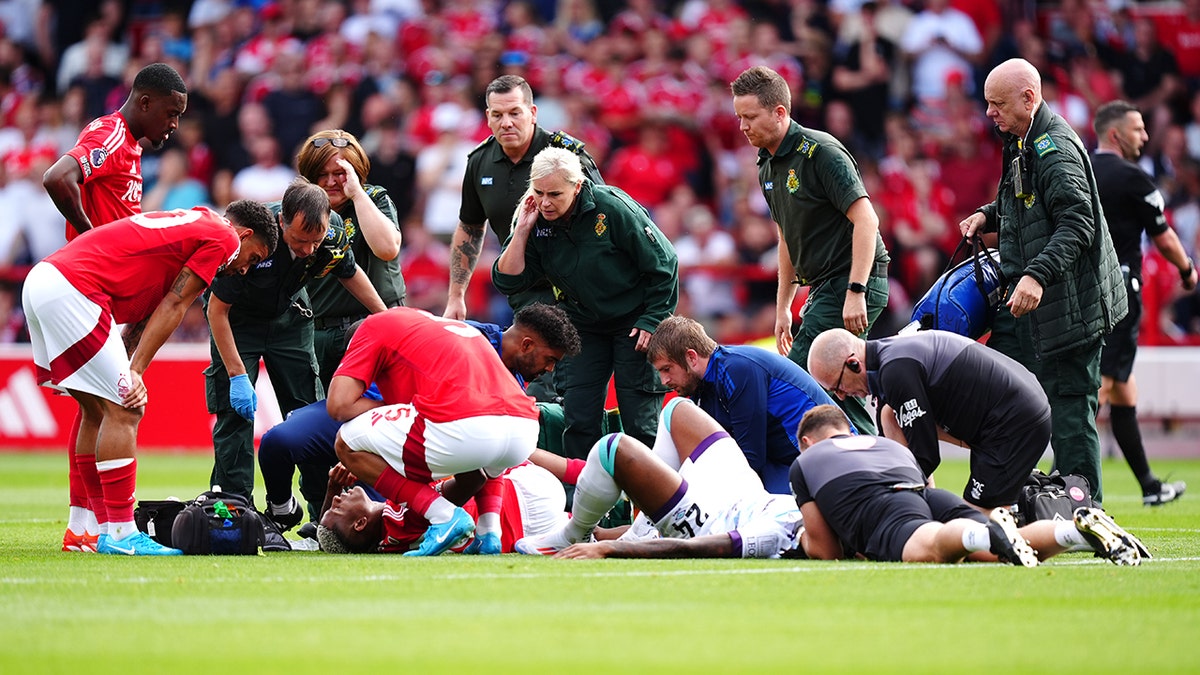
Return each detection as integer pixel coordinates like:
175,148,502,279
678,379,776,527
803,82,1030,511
808,328,867,398
983,58,1042,138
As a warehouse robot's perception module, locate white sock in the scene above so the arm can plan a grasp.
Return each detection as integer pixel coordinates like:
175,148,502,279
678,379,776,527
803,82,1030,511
269,497,296,515
962,523,991,552
650,401,682,471
110,521,139,541
1055,521,1089,549
566,445,622,540
424,496,456,524
84,509,99,536
477,512,500,535
67,506,91,535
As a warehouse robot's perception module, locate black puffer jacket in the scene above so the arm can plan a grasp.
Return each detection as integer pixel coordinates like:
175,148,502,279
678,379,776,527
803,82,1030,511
979,104,1127,358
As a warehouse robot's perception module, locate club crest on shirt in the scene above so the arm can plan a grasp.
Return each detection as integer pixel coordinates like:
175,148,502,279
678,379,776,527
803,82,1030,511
786,169,799,194
481,176,493,186
90,147,107,168
116,374,130,400
594,213,607,237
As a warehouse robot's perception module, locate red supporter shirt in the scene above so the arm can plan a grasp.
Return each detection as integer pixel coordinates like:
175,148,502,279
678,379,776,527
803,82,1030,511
44,207,240,324
64,112,144,241
334,307,539,423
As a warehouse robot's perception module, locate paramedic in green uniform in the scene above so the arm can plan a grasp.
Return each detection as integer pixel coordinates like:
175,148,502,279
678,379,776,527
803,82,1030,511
960,59,1127,502
445,74,602,321
493,147,677,460
731,65,890,435
296,129,406,389
205,178,387,502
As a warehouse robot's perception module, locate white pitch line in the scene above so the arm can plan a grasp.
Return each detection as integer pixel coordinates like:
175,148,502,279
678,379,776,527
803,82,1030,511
2,556,1199,585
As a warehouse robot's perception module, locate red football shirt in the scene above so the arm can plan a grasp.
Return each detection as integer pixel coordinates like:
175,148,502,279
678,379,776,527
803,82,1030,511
64,112,144,241
334,307,538,423
44,207,240,324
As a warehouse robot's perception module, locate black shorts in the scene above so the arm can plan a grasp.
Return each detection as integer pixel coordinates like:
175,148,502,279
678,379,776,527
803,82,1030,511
864,488,984,562
967,409,1051,508
1100,286,1141,382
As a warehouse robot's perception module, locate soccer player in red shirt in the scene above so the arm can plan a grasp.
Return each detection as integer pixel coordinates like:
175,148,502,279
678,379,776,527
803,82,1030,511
326,307,542,556
41,62,188,552
22,203,277,555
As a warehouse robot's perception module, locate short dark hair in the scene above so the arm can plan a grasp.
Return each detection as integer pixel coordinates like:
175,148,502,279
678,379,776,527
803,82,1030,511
797,404,853,448
730,66,791,114
1093,100,1139,137
514,303,581,356
224,200,279,255
132,63,187,97
486,75,534,107
646,315,717,366
281,177,330,233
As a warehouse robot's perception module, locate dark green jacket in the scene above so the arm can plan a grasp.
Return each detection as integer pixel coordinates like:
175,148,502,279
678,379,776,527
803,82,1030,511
491,181,678,332
978,104,1127,357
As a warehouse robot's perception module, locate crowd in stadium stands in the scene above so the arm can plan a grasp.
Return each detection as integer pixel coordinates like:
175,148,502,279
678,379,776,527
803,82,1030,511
2,0,1200,345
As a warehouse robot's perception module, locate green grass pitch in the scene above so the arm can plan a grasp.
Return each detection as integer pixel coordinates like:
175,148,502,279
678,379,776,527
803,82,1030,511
1,451,1197,674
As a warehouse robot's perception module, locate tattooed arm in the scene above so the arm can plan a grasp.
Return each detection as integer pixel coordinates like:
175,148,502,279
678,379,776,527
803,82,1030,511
444,220,487,320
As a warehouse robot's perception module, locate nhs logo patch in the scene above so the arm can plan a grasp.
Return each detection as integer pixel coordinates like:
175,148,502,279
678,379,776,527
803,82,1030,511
481,177,494,186
256,259,274,269
764,181,774,191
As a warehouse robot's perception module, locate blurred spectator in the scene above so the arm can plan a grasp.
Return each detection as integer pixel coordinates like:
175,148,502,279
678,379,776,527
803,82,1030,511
259,48,335,159
674,204,739,321
142,148,211,212
900,0,981,106
1116,17,1181,115
234,2,301,77
399,217,451,314
54,1,128,96
604,117,686,210
554,0,603,58
831,1,895,160
231,134,295,203
415,101,476,242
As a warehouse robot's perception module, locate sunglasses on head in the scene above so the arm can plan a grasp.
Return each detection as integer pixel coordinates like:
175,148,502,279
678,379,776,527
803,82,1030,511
312,137,351,148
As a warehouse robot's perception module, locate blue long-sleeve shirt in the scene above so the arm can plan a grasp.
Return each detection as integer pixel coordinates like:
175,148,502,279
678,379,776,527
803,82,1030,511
693,345,847,494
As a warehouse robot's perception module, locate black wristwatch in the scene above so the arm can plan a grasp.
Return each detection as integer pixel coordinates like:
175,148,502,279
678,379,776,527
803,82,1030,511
847,281,867,294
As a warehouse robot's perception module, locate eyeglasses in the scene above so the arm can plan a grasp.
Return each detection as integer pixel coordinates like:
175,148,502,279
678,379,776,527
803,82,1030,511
312,137,351,148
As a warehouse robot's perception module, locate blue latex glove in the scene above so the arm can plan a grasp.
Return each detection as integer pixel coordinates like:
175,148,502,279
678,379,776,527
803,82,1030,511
229,374,257,421
362,383,383,401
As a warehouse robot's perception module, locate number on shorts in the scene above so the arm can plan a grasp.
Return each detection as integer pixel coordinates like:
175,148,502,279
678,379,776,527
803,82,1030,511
669,503,708,538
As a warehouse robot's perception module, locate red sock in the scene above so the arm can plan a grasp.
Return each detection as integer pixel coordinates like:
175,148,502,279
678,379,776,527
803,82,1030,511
76,453,108,525
98,458,137,525
66,412,87,509
374,466,439,517
476,477,504,517
563,459,586,486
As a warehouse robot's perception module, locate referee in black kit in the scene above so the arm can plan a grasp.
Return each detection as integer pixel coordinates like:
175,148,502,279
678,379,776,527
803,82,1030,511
1091,100,1197,506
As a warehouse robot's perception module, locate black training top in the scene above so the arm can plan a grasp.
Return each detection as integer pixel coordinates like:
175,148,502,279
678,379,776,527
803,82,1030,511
1091,151,1169,280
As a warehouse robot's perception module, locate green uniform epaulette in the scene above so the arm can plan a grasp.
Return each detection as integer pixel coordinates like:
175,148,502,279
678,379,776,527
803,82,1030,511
797,136,819,159
364,184,384,198
550,130,587,154
467,136,496,157
1033,133,1058,158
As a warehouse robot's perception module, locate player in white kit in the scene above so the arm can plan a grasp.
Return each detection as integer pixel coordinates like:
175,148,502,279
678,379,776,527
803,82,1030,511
515,397,803,559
